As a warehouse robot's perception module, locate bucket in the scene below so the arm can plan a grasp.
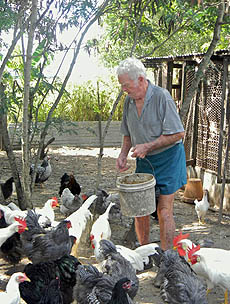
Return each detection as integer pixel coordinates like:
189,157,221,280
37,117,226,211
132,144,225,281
116,173,156,217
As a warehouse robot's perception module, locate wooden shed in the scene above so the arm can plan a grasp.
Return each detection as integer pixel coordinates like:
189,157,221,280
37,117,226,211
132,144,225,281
143,50,230,211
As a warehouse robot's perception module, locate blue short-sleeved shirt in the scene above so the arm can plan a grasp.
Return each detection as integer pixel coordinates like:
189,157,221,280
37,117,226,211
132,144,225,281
120,81,184,155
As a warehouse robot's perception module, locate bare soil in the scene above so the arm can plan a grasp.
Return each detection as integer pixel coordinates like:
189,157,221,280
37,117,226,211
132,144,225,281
0,147,230,304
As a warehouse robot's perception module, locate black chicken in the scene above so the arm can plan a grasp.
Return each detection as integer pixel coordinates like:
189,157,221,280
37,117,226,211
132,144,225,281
0,231,23,265
0,177,14,200
59,173,81,196
152,248,208,304
108,277,134,304
39,277,63,304
30,156,52,185
73,264,115,304
21,209,74,264
85,276,134,304
96,239,139,300
0,209,7,228
19,254,81,304
89,189,109,215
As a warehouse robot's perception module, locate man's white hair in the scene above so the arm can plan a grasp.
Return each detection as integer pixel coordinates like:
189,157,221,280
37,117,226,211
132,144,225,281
117,57,146,82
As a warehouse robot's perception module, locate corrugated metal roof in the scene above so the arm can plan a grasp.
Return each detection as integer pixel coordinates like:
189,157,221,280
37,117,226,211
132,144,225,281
143,49,230,65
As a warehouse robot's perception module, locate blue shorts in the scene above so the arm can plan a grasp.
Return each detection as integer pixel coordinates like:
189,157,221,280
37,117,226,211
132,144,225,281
135,143,187,195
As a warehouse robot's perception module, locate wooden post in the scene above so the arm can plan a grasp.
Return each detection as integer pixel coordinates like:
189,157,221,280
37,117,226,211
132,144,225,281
217,58,228,183
167,61,173,94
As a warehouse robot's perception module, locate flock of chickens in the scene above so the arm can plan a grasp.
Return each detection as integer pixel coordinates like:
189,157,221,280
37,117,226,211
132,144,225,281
0,154,229,304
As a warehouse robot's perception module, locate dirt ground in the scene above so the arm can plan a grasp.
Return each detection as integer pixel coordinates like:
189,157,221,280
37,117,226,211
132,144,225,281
1,146,230,304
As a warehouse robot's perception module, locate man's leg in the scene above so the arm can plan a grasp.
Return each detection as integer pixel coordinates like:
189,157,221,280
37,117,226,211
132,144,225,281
157,193,175,250
153,193,175,288
135,215,150,245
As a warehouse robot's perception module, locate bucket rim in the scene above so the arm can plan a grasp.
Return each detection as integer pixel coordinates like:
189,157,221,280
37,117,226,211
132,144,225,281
116,172,156,188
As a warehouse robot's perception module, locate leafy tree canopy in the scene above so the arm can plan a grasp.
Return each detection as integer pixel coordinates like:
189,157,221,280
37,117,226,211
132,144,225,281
90,0,230,67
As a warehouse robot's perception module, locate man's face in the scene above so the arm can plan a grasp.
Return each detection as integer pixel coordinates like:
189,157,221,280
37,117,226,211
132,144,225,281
118,73,141,100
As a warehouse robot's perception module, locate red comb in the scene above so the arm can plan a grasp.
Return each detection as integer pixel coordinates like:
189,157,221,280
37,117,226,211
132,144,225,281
90,234,94,241
66,220,72,229
52,197,58,202
14,217,27,227
81,194,88,201
187,244,200,259
177,243,187,256
173,231,190,247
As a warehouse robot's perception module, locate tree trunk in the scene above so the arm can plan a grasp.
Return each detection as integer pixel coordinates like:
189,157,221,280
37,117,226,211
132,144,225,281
179,1,225,122
21,0,38,208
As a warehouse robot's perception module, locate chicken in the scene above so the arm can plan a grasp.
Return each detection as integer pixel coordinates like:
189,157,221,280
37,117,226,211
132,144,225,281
0,176,15,200
73,263,115,304
108,277,134,304
90,202,115,255
96,239,139,300
30,155,52,185
194,189,210,225
39,277,63,304
0,217,27,247
1,231,23,265
89,189,110,216
60,188,86,216
0,272,30,304
21,209,74,264
66,195,97,252
0,204,26,225
35,197,59,227
19,254,81,304
0,209,7,228
7,202,21,211
115,243,159,272
86,276,134,304
177,238,230,304
0,211,27,265
59,172,81,196
157,249,208,304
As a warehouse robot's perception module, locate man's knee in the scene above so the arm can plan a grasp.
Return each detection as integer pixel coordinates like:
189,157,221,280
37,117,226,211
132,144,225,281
158,207,172,221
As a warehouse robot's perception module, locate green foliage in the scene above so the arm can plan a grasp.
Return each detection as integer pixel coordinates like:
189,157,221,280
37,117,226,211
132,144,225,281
94,0,230,67
0,1,17,32
54,77,125,121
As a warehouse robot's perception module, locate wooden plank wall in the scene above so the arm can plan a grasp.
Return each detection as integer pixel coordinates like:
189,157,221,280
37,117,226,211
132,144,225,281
7,121,122,149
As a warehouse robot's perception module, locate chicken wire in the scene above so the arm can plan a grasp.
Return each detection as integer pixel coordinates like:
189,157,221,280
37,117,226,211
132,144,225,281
184,61,230,180
145,55,230,181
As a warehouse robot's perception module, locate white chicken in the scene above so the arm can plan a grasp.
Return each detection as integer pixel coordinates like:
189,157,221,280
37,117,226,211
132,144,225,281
90,202,115,255
0,204,26,225
35,197,59,227
7,202,21,211
0,217,27,246
177,238,230,304
116,243,159,272
194,189,210,225
0,272,30,303
66,194,97,255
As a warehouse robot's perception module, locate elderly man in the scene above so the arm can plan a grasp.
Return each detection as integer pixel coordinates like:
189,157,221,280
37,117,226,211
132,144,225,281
116,57,187,286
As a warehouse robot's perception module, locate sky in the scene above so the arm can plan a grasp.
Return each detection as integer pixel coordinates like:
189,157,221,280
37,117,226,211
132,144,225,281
3,20,112,86
46,23,113,85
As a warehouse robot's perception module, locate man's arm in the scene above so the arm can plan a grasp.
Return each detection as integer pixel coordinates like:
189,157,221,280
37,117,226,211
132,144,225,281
131,132,184,158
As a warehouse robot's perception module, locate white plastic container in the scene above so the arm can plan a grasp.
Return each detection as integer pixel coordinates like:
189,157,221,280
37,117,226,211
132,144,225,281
116,173,156,217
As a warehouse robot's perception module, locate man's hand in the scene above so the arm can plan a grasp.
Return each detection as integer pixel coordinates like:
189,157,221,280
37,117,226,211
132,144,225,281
131,143,149,158
116,155,130,172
